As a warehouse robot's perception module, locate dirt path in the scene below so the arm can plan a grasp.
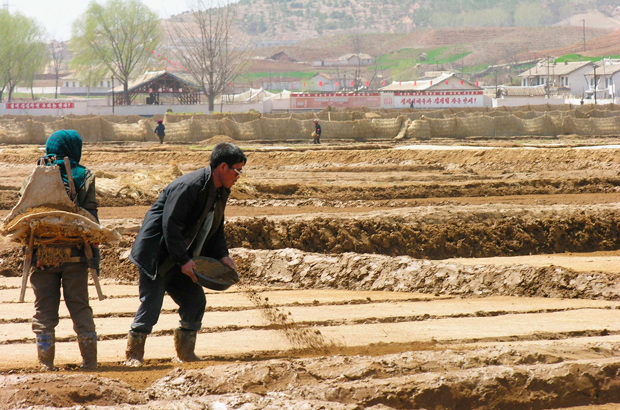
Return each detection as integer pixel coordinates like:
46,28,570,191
3,273,620,409
3,140,620,409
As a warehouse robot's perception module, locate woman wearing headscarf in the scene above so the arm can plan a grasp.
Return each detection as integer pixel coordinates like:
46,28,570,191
26,130,99,371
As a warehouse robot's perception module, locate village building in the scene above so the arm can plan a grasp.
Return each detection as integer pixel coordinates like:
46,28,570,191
379,72,483,109
489,85,547,99
417,71,453,80
583,62,620,100
58,74,113,97
307,73,338,92
14,73,112,98
518,60,594,99
109,70,202,106
267,51,297,63
313,53,375,67
260,76,303,91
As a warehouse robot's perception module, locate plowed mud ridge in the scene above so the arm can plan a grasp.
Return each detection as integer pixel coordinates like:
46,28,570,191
3,138,620,409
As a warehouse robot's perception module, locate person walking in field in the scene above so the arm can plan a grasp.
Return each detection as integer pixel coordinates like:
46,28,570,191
154,119,165,144
313,119,322,144
26,130,100,371
124,142,246,366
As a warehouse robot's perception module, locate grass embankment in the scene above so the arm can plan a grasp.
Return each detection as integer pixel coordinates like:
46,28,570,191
555,54,620,63
375,46,471,80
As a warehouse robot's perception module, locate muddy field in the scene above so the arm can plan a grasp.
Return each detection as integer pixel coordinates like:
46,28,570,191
3,136,620,409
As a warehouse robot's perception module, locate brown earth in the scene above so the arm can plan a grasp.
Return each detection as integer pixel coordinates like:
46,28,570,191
3,136,620,409
262,26,611,66
531,28,620,60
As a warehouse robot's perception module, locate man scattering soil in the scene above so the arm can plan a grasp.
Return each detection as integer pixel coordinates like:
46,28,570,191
125,142,247,365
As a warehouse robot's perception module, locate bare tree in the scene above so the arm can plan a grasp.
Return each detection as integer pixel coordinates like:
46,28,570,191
48,40,67,99
70,0,162,105
366,64,379,91
167,0,254,112
351,31,363,91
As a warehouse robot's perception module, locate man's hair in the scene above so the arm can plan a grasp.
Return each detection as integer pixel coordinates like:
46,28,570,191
210,142,247,168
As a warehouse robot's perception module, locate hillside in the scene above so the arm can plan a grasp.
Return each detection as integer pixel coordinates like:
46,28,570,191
228,0,610,41
532,28,620,59
163,1,618,87
278,26,609,64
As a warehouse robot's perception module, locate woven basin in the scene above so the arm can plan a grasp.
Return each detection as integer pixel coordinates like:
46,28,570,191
193,256,239,291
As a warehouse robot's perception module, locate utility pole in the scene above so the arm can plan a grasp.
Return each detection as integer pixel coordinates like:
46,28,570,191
593,65,597,105
582,19,586,52
111,76,115,114
546,57,550,98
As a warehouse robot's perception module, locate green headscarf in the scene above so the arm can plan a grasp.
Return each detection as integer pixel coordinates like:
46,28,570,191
44,130,90,192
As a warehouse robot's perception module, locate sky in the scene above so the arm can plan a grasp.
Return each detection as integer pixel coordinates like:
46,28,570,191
3,0,193,41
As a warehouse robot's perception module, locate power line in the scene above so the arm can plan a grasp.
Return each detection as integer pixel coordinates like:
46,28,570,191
2,1,14,12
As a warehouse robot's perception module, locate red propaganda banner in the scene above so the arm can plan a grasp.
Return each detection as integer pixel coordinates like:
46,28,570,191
290,93,381,110
386,91,484,109
6,102,75,110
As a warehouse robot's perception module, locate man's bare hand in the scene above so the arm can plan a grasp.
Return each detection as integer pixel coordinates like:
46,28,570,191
221,256,237,271
181,260,198,283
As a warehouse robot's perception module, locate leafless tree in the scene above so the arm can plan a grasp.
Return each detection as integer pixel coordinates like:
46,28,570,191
351,31,363,91
48,40,67,99
366,64,379,91
167,0,254,112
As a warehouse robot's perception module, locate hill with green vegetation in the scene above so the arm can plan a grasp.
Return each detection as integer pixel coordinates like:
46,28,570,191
233,0,610,41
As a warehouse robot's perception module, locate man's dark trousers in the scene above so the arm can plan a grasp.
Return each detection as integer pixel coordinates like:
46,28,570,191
130,266,206,334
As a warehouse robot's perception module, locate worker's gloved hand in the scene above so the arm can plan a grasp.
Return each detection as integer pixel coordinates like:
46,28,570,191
89,247,101,276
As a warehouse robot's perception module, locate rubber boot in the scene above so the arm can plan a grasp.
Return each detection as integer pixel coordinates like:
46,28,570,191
36,332,55,371
173,328,202,362
125,331,147,367
78,331,97,370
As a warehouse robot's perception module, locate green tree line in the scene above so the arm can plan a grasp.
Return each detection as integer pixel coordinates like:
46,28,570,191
0,10,47,101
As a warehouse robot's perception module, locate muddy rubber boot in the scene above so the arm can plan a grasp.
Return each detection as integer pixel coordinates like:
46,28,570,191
173,328,202,362
78,331,97,370
125,331,147,367
36,332,55,371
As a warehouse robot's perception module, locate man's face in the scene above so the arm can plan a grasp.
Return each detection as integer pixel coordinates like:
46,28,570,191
220,162,244,189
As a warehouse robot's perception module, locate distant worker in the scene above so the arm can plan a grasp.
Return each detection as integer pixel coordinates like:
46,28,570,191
27,130,100,370
154,119,165,144
125,142,247,366
313,119,322,144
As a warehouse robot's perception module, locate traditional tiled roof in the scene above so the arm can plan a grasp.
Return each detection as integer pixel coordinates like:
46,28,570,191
518,61,593,77
110,70,200,93
380,73,479,91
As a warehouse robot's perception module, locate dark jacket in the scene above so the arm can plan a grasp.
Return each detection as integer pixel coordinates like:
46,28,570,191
314,123,322,135
154,123,165,137
129,167,229,280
